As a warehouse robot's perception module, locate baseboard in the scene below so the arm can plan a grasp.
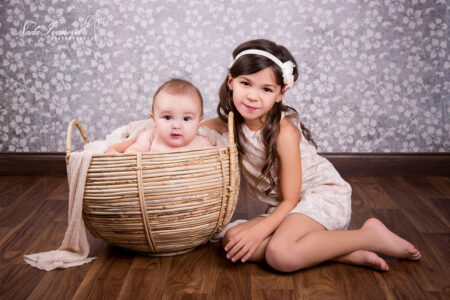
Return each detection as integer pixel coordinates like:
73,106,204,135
325,153,450,176
0,152,449,176
0,152,67,176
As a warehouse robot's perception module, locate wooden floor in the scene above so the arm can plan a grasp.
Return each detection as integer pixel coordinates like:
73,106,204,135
0,175,449,299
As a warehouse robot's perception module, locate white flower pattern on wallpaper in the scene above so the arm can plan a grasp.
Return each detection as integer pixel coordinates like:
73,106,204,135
0,0,448,152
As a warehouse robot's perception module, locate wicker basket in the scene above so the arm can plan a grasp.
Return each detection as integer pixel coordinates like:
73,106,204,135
66,112,240,256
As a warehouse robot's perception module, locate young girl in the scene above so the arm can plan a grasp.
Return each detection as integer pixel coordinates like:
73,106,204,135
201,39,421,272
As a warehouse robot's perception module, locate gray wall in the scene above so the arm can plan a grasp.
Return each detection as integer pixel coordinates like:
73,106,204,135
0,0,448,152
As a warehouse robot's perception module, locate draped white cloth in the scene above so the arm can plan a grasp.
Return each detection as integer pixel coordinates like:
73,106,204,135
24,151,95,271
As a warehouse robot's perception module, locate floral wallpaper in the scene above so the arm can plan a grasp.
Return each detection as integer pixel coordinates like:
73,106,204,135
0,0,448,152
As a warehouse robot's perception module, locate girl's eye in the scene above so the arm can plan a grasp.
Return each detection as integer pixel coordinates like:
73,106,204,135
263,88,273,93
240,81,249,86
183,117,191,121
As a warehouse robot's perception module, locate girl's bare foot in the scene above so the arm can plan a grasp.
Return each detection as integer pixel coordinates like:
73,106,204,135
362,218,422,260
334,250,389,271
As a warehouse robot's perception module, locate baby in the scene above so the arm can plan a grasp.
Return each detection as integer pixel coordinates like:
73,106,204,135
105,78,211,154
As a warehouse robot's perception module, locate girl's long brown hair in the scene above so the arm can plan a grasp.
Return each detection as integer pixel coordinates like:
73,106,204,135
217,39,317,195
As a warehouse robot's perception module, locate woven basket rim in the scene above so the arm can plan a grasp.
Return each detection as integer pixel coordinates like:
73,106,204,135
90,144,233,158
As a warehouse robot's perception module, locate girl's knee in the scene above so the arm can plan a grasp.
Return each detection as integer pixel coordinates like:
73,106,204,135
265,240,297,273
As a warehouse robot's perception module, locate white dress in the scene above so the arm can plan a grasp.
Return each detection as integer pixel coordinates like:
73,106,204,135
199,112,352,232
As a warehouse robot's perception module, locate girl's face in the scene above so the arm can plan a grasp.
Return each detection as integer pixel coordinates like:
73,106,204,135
228,67,285,131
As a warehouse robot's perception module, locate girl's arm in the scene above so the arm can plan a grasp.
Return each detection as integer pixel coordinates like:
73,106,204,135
225,118,302,262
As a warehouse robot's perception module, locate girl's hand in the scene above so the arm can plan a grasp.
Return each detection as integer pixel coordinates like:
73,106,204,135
224,224,266,263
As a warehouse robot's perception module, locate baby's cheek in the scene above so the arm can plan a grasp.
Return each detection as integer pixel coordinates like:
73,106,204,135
185,126,199,140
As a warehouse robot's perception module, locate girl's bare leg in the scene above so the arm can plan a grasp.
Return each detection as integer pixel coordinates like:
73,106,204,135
221,217,371,265
262,215,390,270
265,215,421,272
225,216,392,271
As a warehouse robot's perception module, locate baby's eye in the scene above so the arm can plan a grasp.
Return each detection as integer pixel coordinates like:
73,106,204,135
183,117,191,121
164,115,172,120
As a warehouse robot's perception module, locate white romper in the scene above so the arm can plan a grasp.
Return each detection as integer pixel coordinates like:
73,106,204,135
199,112,352,232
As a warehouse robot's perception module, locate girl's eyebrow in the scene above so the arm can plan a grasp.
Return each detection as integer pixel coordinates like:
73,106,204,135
239,75,277,88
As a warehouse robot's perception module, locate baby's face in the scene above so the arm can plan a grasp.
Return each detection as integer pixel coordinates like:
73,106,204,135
151,91,203,148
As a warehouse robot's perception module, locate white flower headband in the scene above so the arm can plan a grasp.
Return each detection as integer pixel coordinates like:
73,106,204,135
232,49,296,89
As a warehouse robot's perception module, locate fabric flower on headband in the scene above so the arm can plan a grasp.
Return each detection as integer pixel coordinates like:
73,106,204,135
282,61,295,89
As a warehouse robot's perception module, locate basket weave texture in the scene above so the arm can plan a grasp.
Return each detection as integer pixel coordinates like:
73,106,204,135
66,113,240,256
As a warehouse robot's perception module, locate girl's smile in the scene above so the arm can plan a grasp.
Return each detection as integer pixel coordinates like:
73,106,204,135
243,103,258,111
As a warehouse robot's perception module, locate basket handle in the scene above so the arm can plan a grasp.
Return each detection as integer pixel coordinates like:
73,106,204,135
66,120,88,163
227,111,235,146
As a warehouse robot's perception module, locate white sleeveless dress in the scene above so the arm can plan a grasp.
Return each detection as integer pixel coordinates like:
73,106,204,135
199,112,352,232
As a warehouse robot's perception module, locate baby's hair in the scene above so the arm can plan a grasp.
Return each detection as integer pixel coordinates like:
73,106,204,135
153,78,204,115
217,39,317,195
